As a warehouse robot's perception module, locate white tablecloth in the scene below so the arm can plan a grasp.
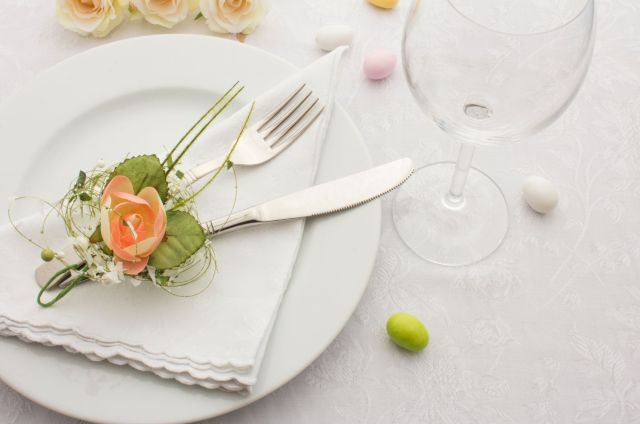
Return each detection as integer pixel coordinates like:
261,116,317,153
1,1,639,423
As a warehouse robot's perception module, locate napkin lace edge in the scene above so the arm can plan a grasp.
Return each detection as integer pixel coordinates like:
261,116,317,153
0,315,257,391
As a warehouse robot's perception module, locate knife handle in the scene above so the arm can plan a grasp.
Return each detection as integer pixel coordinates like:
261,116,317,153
203,207,262,236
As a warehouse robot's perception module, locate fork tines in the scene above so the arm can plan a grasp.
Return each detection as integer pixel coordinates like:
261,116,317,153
257,84,325,151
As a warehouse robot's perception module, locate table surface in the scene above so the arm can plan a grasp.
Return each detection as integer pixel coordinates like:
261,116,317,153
1,1,640,423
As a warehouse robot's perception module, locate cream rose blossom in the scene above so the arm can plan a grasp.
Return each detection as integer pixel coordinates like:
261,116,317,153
56,0,127,38
199,0,269,35
130,0,196,28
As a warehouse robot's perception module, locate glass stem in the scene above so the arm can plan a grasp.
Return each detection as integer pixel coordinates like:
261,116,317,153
444,143,475,208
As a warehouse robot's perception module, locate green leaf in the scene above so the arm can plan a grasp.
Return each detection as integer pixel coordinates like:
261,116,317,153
101,243,113,256
149,211,206,270
195,12,203,20
74,171,86,191
111,155,169,202
89,226,103,244
155,275,170,286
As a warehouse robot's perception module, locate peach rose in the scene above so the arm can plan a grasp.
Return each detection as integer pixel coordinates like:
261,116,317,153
100,176,167,275
199,0,269,35
56,0,127,38
130,0,196,28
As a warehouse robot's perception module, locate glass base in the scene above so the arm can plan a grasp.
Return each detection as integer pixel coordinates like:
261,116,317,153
392,162,508,266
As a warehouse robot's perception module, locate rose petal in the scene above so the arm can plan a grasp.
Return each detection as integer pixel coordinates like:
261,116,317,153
137,186,163,215
100,205,112,248
137,186,167,236
112,201,156,242
130,0,190,28
200,0,267,34
109,215,137,262
111,201,154,224
101,175,134,205
123,236,158,258
121,256,149,275
57,0,126,38
108,191,151,208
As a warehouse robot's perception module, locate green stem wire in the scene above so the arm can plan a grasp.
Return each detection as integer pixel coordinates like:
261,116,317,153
7,196,62,251
161,81,239,168
216,166,239,234
37,263,88,307
165,85,244,175
169,101,255,212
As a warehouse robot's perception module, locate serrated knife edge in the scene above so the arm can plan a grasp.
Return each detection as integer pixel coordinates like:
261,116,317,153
205,158,414,234
307,167,414,217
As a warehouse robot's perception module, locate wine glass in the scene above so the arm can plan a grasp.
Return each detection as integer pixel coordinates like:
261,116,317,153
393,0,595,266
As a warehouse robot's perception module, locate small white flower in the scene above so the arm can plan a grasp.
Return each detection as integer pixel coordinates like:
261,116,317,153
130,0,196,28
128,277,142,287
147,266,158,285
87,263,103,278
96,159,106,169
167,171,191,195
91,252,108,268
72,236,91,250
56,0,127,38
199,0,269,35
56,250,66,259
102,261,125,284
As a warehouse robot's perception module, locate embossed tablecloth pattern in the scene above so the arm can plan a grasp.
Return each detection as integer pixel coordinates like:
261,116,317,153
1,1,639,423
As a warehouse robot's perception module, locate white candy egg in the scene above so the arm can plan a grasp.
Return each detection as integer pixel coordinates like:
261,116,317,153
315,24,354,52
522,175,559,214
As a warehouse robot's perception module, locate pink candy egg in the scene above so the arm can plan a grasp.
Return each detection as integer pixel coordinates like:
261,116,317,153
363,49,397,80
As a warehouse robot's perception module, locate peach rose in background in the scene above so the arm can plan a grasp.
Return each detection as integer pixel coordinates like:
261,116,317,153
100,176,167,275
199,0,269,35
56,0,127,38
130,0,196,28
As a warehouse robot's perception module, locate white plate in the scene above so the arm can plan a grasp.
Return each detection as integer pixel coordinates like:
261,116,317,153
0,35,379,423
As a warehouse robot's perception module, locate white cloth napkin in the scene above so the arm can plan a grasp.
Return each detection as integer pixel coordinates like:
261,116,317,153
0,47,346,393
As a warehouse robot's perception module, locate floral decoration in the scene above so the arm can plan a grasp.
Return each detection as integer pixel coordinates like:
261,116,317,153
10,83,253,307
56,0,269,37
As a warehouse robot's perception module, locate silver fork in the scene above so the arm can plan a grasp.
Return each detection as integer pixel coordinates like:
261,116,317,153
36,84,325,291
183,83,324,184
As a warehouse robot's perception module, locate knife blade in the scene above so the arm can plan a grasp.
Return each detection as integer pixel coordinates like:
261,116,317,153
36,158,414,289
203,157,414,234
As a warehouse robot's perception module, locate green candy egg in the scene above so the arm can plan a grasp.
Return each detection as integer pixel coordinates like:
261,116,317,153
386,312,429,352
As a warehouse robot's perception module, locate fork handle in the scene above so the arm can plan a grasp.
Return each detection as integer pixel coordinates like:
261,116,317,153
182,154,228,184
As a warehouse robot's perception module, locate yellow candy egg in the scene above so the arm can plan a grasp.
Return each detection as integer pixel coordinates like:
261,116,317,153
368,0,399,9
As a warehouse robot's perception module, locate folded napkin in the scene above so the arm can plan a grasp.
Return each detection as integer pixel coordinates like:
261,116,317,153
0,47,346,393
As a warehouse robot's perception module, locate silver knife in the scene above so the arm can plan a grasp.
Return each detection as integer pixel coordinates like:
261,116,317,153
203,157,413,234
36,158,414,289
